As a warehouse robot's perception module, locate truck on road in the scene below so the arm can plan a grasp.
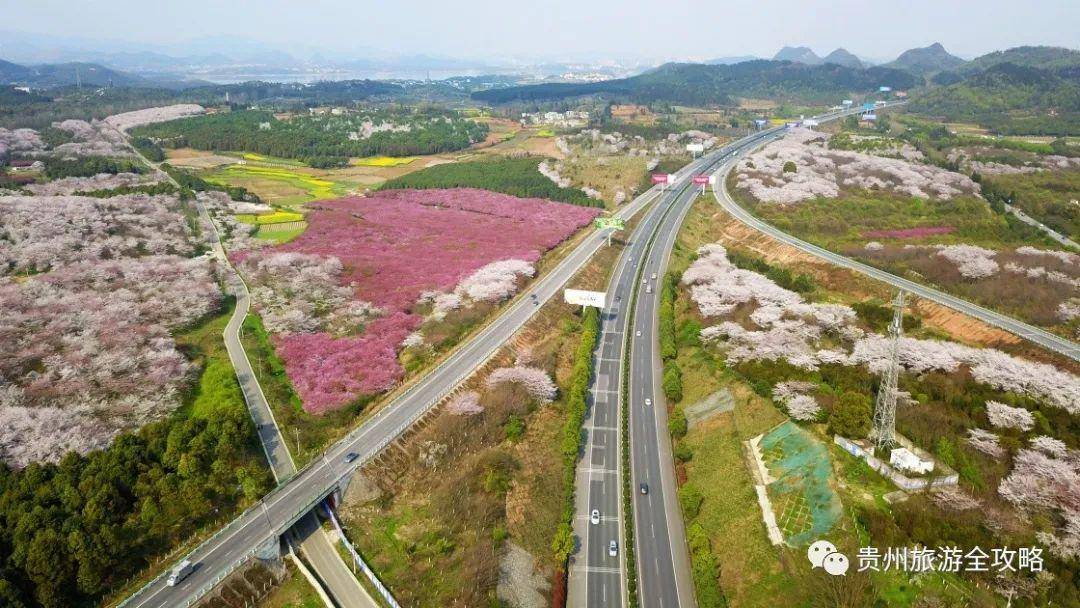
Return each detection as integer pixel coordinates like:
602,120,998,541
167,560,194,586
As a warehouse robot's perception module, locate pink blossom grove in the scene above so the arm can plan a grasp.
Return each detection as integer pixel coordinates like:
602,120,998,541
985,400,1035,431
241,252,383,336
0,194,196,274
485,366,558,403
685,242,1080,414
0,255,220,466
239,188,597,413
934,244,999,279
446,391,483,415
734,127,979,204
997,442,1080,558
102,104,206,131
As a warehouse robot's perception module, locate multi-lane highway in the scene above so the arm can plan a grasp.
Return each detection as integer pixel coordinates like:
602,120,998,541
122,130,374,608
567,127,794,607
619,105,900,608
120,146,700,608
567,120,827,607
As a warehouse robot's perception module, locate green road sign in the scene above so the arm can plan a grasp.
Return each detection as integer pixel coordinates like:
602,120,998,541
594,217,626,231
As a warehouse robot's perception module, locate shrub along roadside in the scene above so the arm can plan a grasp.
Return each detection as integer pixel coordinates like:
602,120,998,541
659,272,684,403
660,269,729,608
552,307,601,569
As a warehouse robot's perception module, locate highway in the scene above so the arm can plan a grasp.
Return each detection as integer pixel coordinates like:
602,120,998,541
711,167,1080,363
568,127,797,607
569,176,689,607
568,121,821,607
621,105,900,608
197,198,378,608
626,177,700,608
119,149,690,608
119,127,375,608
1005,203,1079,250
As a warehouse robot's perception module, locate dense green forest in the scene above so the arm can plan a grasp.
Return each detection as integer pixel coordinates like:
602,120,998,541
132,108,487,163
0,80,417,130
380,156,602,207
909,63,1080,135
0,305,271,608
43,156,147,179
472,61,916,105
957,45,1080,74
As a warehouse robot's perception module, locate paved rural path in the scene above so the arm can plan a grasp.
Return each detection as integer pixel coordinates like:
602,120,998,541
122,131,377,608
195,199,379,608
1005,203,1080,250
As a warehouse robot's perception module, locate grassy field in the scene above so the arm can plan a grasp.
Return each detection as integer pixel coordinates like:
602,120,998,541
255,226,306,244
175,299,247,419
737,186,1042,251
205,164,352,206
669,199,808,607
258,562,324,608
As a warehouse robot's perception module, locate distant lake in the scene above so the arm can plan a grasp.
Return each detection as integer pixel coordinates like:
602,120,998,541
190,69,494,84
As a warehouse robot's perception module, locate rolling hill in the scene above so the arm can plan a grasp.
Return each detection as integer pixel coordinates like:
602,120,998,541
959,46,1080,74
823,48,864,70
0,59,149,87
908,62,1080,135
884,42,966,75
773,46,822,65
471,60,916,106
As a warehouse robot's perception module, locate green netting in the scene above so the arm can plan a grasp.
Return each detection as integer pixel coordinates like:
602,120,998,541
760,421,842,547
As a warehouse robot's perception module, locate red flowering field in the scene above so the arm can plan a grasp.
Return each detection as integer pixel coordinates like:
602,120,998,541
249,188,600,413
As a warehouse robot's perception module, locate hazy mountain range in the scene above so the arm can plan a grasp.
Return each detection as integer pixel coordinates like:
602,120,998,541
2,30,1078,98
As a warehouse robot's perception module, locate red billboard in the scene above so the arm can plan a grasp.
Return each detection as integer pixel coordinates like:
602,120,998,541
692,175,710,185
650,173,669,184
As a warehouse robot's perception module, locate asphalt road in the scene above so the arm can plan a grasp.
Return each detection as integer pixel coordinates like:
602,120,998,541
712,170,1080,362
196,199,377,608
120,154,679,608
119,129,374,608
568,133,782,607
623,105,901,608
627,178,701,608
1005,203,1079,250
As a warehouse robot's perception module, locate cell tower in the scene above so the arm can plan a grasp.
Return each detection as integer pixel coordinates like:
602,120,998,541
872,290,905,454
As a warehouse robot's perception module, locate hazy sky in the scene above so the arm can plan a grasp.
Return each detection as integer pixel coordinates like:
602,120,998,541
4,0,1078,62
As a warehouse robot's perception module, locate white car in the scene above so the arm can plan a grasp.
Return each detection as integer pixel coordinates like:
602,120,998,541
590,509,601,525
650,273,657,280
635,330,641,337
644,398,652,407
609,540,618,557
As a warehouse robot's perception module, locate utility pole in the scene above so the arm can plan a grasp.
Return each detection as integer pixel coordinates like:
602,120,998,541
872,290,905,454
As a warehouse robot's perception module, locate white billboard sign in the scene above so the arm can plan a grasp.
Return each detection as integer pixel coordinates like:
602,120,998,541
564,289,606,308
686,143,704,154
